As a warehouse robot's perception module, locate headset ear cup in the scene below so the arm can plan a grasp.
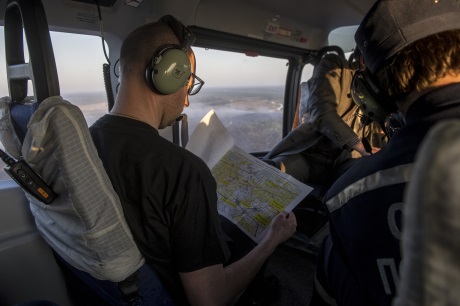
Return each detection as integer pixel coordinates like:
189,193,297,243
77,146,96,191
147,46,192,95
145,61,156,92
351,70,397,122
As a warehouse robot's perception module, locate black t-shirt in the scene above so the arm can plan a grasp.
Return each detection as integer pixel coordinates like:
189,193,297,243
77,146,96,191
90,114,230,305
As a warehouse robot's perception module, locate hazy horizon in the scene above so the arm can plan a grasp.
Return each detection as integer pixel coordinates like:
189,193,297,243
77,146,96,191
0,85,284,181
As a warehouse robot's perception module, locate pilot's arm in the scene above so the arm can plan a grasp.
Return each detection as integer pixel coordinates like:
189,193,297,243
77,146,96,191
304,53,370,156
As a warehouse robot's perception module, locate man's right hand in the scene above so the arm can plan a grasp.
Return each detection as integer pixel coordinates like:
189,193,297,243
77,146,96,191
352,141,374,156
179,211,297,306
263,211,297,246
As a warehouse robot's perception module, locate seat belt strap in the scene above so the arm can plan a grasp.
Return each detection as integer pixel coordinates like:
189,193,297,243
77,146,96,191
118,270,143,306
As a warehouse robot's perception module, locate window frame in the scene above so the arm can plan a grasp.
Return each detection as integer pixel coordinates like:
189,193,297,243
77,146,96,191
191,26,315,139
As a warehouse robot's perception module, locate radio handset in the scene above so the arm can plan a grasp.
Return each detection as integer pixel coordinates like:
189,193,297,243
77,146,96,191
0,149,57,204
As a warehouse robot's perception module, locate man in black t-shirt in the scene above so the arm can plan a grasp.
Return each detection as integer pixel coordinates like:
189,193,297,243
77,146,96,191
90,16,297,306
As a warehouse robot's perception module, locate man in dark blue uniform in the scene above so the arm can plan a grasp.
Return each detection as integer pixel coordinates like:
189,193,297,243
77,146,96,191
310,0,460,305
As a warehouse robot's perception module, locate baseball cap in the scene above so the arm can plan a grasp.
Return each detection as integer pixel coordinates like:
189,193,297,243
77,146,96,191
355,0,460,74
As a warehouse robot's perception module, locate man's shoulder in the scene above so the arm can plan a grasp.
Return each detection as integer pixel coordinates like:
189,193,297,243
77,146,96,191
90,115,210,176
318,53,349,69
171,143,209,167
324,151,387,201
310,53,351,80
324,148,414,209
151,140,213,180
89,114,110,129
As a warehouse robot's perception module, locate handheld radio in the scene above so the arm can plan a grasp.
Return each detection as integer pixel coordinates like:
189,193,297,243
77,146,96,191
0,148,57,204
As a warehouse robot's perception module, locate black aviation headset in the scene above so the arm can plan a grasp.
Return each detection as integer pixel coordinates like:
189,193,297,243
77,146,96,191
350,69,398,124
145,15,197,95
349,48,398,124
349,48,404,145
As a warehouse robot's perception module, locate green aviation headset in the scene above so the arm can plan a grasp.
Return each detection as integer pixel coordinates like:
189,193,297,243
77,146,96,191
145,15,196,95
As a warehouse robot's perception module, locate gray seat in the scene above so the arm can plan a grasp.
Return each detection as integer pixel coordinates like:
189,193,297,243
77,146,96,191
394,120,460,305
0,95,145,280
0,0,168,304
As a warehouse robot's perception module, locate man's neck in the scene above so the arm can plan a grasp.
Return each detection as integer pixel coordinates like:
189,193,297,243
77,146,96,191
430,73,460,88
397,73,460,116
111,85,161,129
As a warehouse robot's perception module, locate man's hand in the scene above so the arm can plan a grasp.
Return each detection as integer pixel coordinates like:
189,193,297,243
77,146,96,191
352,140,380,156
180,211,297,306
263,211,297,246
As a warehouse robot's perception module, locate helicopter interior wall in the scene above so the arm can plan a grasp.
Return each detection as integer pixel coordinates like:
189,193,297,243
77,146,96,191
0,181,73,306
0,0,373,52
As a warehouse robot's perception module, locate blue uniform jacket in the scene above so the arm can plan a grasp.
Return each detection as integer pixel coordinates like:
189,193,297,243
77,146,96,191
323,83,460,305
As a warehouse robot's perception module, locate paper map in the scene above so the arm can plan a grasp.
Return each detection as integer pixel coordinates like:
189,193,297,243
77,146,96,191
186,110,313,243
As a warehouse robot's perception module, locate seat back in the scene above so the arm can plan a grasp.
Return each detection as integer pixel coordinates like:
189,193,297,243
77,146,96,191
394,120,460,305
0,180,74,305
0,0,145,290
18,96,145,281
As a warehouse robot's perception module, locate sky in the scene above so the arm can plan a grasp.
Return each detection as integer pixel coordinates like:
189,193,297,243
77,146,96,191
0,27,295,97
0,29,108,95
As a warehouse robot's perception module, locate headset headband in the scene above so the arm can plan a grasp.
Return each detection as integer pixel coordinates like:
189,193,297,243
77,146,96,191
159,15,195,51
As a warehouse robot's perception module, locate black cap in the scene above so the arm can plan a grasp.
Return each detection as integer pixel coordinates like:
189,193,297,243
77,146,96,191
355,0,460,74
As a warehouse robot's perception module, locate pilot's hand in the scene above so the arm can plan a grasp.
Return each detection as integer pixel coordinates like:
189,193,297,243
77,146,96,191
352,140,378,156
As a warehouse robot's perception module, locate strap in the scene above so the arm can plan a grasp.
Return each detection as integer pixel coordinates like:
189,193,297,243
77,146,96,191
118,270,143,306
291,86,301,130
160,14,196,50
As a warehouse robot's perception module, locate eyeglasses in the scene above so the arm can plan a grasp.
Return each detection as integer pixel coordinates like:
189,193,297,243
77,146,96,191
188,73,205,95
